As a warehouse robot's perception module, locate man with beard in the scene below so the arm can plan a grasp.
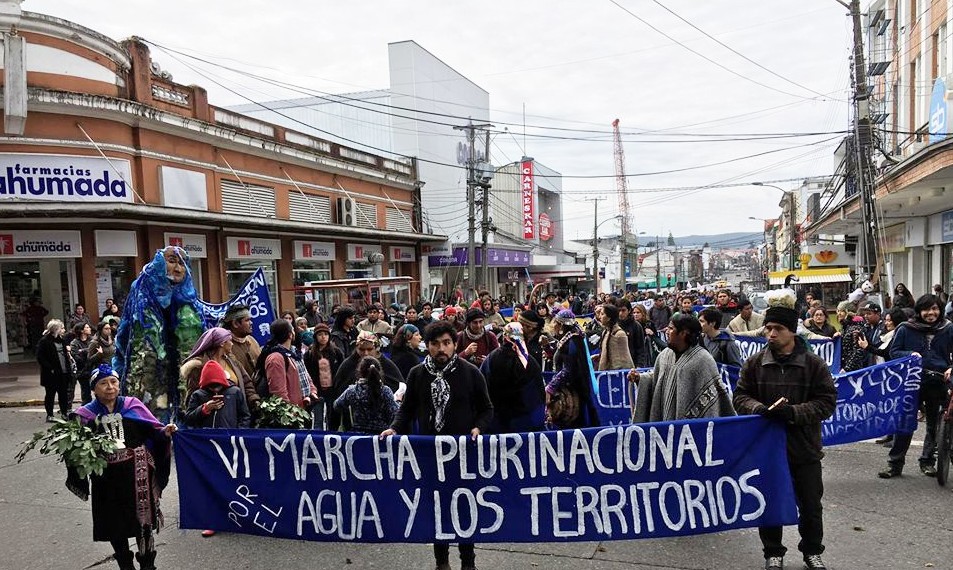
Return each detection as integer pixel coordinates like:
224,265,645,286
456,308,499,367
630,313,735,423
879,294,953,478
380,320,492,570
732,289,837,570
329,331,403,431
481,322,545,433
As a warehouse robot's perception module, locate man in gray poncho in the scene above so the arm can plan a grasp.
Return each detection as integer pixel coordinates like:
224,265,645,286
630,312,735,422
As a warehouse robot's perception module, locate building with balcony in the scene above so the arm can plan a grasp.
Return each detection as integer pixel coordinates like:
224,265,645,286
804,0,953,301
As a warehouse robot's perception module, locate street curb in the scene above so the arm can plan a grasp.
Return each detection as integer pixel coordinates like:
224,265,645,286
0,399,43,408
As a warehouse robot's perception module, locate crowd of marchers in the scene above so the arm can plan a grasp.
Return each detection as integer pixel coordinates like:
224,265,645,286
31,277,953,570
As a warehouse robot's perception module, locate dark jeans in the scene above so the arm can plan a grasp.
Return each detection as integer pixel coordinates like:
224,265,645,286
79,374,92,405
759,460,824,559
888,386,946,469
44,383,70,417
434,543,475,566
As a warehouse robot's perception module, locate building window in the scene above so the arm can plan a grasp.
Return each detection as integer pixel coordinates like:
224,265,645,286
292,261,331,313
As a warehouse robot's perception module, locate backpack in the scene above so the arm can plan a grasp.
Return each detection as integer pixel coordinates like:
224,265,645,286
254,348,289,399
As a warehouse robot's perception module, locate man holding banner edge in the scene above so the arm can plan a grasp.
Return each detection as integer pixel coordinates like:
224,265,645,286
733,289,837,570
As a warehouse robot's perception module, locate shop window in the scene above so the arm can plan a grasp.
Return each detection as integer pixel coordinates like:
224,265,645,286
293,262,331,313
95,259,134,317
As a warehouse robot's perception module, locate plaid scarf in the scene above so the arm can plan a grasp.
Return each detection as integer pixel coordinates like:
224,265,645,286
276,346,312,402
424,354,458,432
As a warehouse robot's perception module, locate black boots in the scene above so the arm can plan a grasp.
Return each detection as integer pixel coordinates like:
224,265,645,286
136,551,157,570
114,550,135,570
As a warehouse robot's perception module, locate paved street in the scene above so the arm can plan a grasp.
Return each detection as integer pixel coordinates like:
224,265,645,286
2,407,952,570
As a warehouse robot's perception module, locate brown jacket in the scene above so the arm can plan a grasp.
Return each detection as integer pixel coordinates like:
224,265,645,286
598,324,635,371
229,335,261,379
733,341,837,465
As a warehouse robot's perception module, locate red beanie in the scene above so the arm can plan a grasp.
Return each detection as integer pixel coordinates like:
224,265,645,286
199,360,229,389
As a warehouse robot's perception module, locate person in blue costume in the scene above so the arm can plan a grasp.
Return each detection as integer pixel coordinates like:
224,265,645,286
113,246,204,423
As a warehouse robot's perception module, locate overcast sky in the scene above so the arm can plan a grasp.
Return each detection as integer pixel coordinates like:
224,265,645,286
30,0,854,245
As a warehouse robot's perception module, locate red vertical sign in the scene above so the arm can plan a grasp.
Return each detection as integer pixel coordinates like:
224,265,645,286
521,160,535,239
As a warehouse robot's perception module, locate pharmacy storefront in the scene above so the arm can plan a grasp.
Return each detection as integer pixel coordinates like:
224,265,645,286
0,230,81,363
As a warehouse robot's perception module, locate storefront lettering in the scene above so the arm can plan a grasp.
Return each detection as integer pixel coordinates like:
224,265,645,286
0,165,128,198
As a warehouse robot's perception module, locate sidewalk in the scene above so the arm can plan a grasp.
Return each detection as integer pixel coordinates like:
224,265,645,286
0,361,46,407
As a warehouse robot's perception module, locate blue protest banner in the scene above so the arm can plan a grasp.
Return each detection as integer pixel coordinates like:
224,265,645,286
821,355,922,445
711,357,922,447
175,416,798,543
197,267,275,346
735,337,841,371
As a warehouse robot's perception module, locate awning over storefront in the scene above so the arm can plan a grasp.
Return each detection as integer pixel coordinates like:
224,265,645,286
768,267,852,285
529,264,587,279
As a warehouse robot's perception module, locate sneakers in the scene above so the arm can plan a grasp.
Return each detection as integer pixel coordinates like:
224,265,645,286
877,465,902,479
45,415,55,423
764,556,783,569
920,463,937,477
803,554,827,569
434,564,451,570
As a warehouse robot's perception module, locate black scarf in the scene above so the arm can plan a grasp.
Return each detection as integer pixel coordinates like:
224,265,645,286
903,317,951,334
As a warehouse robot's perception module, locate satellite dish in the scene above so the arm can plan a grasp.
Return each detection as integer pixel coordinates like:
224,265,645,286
366,251,385,264
150,61,162,75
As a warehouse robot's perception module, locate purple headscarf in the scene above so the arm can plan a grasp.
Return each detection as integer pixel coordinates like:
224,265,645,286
185,327,232,361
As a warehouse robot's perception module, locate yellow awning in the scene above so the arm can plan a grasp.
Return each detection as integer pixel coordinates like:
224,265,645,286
768,268,852,285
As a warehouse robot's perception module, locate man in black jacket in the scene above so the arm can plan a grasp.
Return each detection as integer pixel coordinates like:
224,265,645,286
381,320,493,570
733,295,837,570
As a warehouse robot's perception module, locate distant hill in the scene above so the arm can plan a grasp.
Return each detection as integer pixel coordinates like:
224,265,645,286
648,232,761,250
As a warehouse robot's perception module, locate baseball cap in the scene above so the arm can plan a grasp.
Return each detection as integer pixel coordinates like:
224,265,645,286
860,301,881,313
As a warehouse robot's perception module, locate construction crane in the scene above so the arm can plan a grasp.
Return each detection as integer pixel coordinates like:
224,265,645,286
612,118,633,292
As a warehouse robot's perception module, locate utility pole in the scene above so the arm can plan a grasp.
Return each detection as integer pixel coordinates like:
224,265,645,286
842,0,879,280
587,197,604,294
655,235,661,293
454,121,492,300
479,132,492,294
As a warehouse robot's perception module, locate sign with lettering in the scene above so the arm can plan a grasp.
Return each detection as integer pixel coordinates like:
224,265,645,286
539,213,553,241
521,160,535,239
0,229,82,258
197,268,275,345
175,416,797,543
294,241,335,262
347,243,383,262
0,153,133,203
734,337,841,372
588,356,922,447
389,246,415,262
166,233,208,259
227,237,282,260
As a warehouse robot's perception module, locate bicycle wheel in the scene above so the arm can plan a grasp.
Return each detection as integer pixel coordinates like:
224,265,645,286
937,415,953,487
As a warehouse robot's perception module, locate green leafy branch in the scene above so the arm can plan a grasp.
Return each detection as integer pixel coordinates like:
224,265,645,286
16,417,118,479
256,396,312,429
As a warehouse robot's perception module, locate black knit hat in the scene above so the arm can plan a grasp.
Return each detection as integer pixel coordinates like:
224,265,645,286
764,306,799,333
465,308,486,323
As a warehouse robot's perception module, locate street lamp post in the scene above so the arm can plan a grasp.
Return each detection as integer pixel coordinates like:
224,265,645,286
592,214,622,294
753,182,797,271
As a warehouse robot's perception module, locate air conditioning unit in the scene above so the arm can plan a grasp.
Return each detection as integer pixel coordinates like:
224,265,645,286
337,197,357,226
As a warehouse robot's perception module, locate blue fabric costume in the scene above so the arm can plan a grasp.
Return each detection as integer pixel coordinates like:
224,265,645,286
113,247,204,422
